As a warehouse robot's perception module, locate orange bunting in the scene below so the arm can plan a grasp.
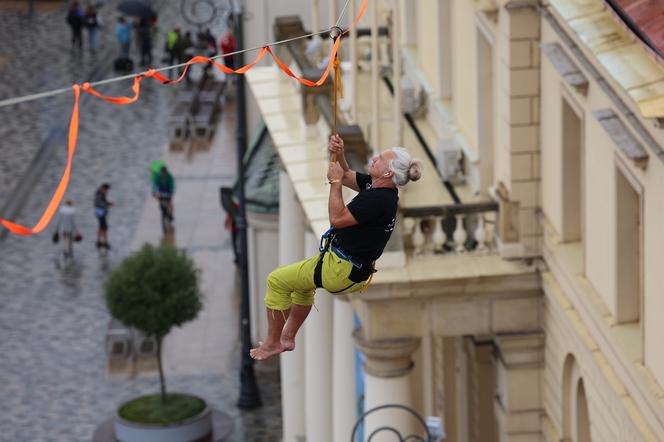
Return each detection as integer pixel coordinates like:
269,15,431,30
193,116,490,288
0,0,369,236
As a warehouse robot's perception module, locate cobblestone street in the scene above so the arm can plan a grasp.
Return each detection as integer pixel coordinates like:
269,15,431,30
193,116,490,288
0,2,282,441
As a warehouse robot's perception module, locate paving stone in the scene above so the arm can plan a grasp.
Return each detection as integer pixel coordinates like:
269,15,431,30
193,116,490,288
0,2,283,441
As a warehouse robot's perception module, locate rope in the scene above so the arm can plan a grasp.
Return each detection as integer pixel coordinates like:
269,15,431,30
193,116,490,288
0,0,370,236
0,30,329,108
332,43,342,163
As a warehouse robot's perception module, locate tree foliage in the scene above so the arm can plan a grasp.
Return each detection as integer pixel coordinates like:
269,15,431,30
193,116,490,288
104,244,203,339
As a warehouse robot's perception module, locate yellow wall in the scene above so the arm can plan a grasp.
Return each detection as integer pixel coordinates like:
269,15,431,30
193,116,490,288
539,39,563,235
451,0,478,155
541,17,664,390
643,158,664,385
582,98,617,311
416,0,439,94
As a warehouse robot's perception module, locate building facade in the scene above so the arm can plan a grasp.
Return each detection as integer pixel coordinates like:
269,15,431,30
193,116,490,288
243,0,664,440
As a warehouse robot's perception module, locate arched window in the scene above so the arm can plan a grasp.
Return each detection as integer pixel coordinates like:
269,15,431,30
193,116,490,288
576,379,591,442
561,354,592,441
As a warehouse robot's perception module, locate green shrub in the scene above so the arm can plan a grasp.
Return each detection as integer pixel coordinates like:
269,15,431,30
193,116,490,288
119,393,206,424
105,244,203,401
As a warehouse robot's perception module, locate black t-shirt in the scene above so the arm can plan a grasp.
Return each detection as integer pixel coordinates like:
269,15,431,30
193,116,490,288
333,173,398,262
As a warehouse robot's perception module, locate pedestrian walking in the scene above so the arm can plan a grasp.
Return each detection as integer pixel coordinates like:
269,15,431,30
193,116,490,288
115,16,132,58
151,165,175,223
66,1,83,51
178,30,193,63
53,199,81,259
136,18,152,66
198,28,217,57
83,4,100,52
94,183,113,250
165,27,180,63
164,26,180,79
219,29,236,70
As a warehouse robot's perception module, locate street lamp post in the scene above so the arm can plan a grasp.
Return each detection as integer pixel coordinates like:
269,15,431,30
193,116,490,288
233,0,262,410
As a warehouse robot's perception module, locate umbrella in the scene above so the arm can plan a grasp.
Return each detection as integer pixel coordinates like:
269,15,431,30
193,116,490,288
117,0,155,19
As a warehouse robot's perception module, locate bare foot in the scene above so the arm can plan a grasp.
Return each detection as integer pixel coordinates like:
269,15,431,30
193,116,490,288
280,333,296,352
250,341,284,361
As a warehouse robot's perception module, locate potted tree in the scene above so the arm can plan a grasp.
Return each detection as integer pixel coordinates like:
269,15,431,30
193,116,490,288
104,243,209,442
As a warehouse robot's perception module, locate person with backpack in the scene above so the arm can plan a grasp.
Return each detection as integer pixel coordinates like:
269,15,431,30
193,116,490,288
66,1,83,51
83,4,100,52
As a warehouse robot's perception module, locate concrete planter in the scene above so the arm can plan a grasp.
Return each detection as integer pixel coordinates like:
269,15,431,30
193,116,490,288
114,397,213,442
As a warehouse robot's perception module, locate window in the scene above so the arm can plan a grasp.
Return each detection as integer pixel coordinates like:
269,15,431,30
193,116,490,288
561,97,583,242
576,379,591,442
615,162,642,323
562,355,592,441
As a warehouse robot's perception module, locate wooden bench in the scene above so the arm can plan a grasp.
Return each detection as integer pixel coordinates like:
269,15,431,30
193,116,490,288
168,68,226,148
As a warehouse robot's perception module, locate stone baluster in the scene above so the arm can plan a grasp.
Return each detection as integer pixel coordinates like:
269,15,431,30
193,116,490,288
432,216,446,253
475,215,487,252
453,214,467,253
412,219,425,255
402,217,415,236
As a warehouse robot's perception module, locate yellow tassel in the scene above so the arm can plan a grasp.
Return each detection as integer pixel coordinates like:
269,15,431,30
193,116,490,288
360,270,376,293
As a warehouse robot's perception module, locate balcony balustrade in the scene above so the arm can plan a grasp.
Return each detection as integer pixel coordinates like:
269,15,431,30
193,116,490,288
401,201,499,257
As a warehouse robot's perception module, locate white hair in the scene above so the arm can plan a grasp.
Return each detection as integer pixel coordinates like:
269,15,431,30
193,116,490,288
388,147,423,187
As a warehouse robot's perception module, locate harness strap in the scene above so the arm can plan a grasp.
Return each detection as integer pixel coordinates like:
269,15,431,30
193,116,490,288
313,251,325,288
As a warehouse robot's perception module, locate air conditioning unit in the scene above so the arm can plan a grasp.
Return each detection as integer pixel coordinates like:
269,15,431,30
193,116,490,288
436,138,464,183
400,74,426,117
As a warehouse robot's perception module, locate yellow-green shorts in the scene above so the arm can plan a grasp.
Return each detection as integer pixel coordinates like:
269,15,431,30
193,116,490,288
264,249,365,311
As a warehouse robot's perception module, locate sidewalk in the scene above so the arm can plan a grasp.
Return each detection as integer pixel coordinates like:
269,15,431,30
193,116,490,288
131,106,239,376
129,99,283,440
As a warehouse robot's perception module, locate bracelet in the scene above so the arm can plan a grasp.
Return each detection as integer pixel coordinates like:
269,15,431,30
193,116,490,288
328,179,341,184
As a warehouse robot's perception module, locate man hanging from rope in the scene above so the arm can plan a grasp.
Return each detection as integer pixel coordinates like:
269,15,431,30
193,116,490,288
250,135,422,360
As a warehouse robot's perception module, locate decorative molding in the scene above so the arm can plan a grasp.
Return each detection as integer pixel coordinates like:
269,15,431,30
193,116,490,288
541,42,589,95
593,109,648,169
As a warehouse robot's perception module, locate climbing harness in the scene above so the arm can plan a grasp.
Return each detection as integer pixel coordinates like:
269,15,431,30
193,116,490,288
314,227,375,293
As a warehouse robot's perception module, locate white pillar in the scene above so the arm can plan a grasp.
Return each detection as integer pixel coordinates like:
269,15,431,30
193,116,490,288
494,333,544,442
329,0,338,26
392,0,403,146
312,0,321,32
333,297,357,441
350,0,358,122
370,0,380,149
354,329,421,442
304,232,334,442
279,172,306,442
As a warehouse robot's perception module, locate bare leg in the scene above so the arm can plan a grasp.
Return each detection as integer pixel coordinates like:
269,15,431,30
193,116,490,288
250,308,290,361
280,303,312,352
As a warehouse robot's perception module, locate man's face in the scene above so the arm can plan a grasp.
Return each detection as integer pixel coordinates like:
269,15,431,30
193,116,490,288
367,150,395,178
